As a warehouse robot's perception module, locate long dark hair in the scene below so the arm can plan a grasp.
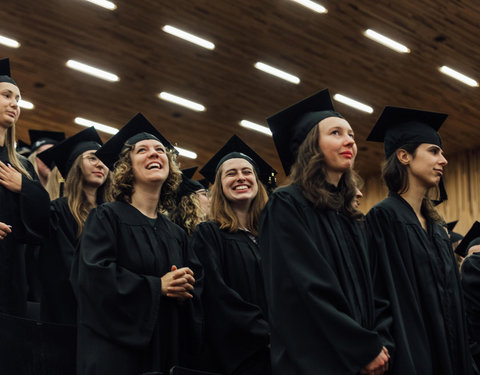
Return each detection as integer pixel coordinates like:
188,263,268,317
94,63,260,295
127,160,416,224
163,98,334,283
382,143,444,224
289,124,362,218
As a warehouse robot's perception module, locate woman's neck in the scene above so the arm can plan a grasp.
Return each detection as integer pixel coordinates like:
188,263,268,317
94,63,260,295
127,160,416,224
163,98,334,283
83,185,98,207
325,170,342,187
399,181,428,225
131,182,162,219
231,201,251,229
0,127,7,147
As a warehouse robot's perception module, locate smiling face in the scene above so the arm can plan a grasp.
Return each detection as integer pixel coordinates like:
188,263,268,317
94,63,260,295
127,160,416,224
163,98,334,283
130,139,169,186
81,150,108,188
318,116,357,176
0,82,20,129
220,158,259,206
406,143,447,189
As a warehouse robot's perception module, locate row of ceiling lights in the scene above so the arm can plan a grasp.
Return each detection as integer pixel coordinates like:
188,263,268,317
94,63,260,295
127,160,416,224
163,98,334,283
1,0,478,156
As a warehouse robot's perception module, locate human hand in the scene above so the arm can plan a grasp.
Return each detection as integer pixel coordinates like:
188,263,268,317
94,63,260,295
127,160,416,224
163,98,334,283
0,161,22,193
360,346,389,375
0,222,12,240
161,265,195,301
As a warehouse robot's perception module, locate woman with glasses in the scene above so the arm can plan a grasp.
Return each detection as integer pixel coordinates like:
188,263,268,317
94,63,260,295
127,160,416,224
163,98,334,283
170,167,210,235
38,127,110,324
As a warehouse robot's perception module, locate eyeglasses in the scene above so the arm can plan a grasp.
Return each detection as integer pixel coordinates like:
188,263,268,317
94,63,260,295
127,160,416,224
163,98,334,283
83,155,102,166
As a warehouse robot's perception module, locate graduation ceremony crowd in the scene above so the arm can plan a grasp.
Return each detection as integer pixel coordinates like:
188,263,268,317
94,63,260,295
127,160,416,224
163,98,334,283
1,54,480,375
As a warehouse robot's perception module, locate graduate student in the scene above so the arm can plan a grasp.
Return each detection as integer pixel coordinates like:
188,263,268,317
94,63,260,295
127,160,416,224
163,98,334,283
260,89,390,375
192,135,275,375
366,107,474,375
37,127,109,324
170,167,210,235
0,58,50,317
71,113,203,375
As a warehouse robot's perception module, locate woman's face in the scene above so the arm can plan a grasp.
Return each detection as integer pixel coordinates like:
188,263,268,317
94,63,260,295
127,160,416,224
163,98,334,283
406,143,447,189
220,158,258,206
130,139,169,186
81,150,108,187
36,144,54,180
0,82,20,129
195,189,210,216
318,117,357,174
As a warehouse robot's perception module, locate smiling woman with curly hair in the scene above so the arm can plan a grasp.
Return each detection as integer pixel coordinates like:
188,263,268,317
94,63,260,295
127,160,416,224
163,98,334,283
71,113,203,375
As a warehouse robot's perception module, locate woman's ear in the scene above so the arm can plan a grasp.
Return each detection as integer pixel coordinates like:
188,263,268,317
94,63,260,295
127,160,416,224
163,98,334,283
396,148,411,166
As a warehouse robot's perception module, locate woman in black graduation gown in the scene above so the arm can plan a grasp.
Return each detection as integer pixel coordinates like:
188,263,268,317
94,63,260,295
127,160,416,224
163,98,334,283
71,113,203,375
0,58,50,317
260,89,391,375
365,107,474,375
38,127,110,324
192,135,275,375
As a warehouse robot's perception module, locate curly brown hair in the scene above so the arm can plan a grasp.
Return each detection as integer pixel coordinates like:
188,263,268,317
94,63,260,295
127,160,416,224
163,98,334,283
170,193,207,234
110,144,181,213
289,124,363,219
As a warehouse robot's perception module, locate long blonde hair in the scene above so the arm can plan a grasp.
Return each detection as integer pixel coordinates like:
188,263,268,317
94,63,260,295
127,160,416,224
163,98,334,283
170,193,207,234
209,164,268,236
6,126,31,179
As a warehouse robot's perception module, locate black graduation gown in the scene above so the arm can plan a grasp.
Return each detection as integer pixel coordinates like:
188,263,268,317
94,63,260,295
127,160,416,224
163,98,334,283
191,221,270,375
461,253,480,367
366,192,473,375
71,201,203,375
0,146,50,316
259,185,388,375
39,197,78,324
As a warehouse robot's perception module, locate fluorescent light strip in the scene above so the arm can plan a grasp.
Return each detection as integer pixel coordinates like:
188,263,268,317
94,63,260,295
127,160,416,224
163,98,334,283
0,35,20,48
159,92,205,112
254,62,300,84
290,0,327,13
74,117,118,135
18,99,34,110
333,94,373,114
240,120,272,136
84,0,116,10
364,29,410,53
66,60,119,82
439,66,479,87
162,25,215,50
175,146,197,159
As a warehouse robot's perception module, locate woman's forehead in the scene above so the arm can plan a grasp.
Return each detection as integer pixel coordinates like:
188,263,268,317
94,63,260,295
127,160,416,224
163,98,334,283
0,82,20,96
221,157,254,170
134,139,164,147
318,116,352,131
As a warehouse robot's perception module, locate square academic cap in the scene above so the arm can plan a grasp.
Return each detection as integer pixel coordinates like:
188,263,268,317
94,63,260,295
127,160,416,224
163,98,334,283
266,89,343,175
0,58,16,85
366,106,448,158
16,140,31,157
431,178,448,206
176,167,206,202
199,134,277,188
455,221,480,257
29,130,66,153
446,220,463,244
96,113,177,170
38,127,102,178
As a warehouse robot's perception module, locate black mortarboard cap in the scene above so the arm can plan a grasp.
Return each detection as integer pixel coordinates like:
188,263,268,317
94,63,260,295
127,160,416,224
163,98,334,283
96,113,177,170
176,167,206,203
29,130,66,153
199,135,277,188
16,140,31,157
366,106,448,158
431,178,448,206
37,127,103,178
455,221,480,257
266,89,343,175
0,58,17,86
446,220,464,244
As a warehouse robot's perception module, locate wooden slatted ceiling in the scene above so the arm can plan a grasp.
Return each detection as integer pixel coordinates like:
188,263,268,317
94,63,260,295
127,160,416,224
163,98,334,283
0,0,479,183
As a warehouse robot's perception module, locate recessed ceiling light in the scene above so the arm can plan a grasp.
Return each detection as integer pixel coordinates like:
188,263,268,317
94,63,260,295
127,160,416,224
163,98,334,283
240,120,272,136
439,66,478,87
254,62,300,84
158,92,205,112
162,25,215,50
83,0,116,10
0,35,20,48
290,0,327,13
66,60,119,82
175,146,197,159
18,99,34,110
364,29,410,53
74,117,118,135
333,94,373,113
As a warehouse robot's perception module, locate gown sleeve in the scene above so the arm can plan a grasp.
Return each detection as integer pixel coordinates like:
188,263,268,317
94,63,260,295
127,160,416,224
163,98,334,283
71,205,163,349
259,192,383,374
461,254,480,361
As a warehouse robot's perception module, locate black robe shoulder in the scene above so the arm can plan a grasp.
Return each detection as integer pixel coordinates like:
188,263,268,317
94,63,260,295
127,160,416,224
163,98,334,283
71,201,203,375
259,184,387,375
366,192,473,375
